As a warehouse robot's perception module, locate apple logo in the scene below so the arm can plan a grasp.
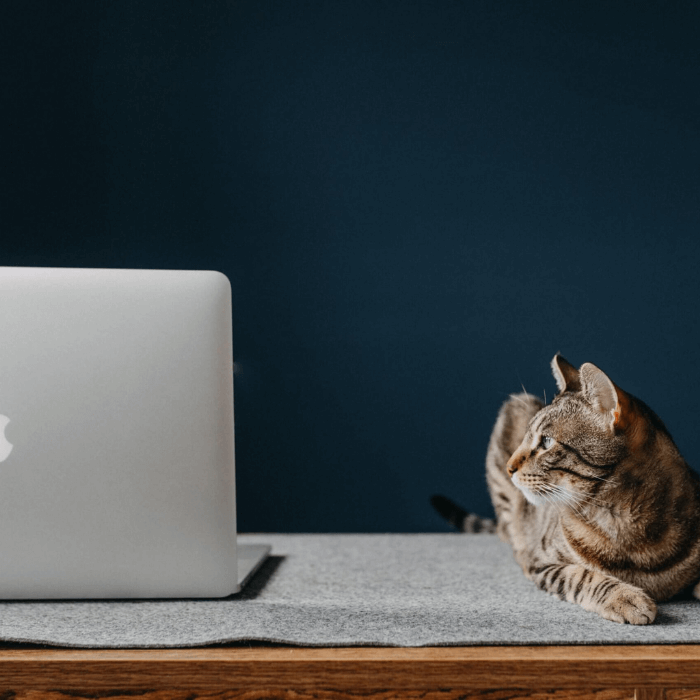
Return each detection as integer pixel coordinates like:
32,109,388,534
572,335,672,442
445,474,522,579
0,415,13,462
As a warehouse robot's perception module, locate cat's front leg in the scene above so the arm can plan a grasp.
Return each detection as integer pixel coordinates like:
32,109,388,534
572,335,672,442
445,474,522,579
528,562,657,625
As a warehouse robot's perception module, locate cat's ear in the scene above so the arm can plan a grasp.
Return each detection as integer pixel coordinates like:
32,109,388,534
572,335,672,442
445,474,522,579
551,354,581,393
579,363,626,430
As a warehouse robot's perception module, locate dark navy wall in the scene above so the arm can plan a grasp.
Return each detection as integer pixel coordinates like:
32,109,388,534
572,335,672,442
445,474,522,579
4,2,700,532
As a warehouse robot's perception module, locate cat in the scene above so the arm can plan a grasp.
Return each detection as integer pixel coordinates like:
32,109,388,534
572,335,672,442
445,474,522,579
433,354,700,624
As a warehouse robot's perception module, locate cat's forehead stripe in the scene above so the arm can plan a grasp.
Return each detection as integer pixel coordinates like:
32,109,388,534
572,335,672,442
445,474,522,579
531,411,548,435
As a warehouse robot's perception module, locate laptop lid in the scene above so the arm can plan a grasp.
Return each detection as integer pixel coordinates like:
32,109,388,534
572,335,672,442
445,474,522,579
0,267,241,598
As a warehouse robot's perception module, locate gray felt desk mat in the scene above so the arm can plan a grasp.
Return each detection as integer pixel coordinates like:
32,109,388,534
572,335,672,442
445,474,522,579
2,533,700,648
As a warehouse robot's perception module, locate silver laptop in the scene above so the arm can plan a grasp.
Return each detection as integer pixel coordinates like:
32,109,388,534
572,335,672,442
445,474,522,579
0,266,269,598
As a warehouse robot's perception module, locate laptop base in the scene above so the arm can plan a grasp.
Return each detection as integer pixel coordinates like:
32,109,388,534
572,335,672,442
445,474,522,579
237,544,271,590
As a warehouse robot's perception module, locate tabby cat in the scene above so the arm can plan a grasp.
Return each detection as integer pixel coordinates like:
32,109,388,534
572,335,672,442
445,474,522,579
433,355,700,624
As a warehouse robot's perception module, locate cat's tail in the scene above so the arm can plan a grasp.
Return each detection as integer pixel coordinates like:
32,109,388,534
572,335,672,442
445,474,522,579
430,494,497,533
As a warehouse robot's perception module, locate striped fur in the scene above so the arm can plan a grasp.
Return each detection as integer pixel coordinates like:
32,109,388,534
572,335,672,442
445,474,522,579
430,495,496,533
444,355,700,624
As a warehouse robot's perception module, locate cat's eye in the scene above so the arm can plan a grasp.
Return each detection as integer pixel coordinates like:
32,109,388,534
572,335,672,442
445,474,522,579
542,436,554,449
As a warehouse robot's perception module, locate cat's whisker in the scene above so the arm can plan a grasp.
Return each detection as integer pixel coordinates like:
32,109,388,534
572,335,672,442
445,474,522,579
538,489,564,518
540,482,564,497
550,483,587,504
537,484,570,518
539,483,563,501
547,484,591,518
585,473,618,485
552,484,584,500
508,393,529,407
567,499,588,520
554,494,585,519
551,483,608,511
559,484,608,506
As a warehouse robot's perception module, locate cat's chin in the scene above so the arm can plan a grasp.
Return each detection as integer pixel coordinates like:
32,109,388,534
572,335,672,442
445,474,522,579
519,489,546,506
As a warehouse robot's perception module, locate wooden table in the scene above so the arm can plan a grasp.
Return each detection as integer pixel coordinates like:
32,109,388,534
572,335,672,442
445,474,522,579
0,644,697,699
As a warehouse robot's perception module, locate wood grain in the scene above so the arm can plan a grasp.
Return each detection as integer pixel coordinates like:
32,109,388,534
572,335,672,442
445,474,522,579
636,691,666,700
0,691,643,700
0,646,697,693
0,645,700,700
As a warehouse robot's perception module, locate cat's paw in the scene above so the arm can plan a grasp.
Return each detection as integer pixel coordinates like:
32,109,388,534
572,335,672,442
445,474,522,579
598,585,657,625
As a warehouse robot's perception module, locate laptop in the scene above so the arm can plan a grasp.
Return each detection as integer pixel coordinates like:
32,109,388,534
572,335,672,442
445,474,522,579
0,266,269,598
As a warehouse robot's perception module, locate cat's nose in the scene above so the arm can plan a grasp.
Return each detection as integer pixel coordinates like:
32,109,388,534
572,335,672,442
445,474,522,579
506,458,520,477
